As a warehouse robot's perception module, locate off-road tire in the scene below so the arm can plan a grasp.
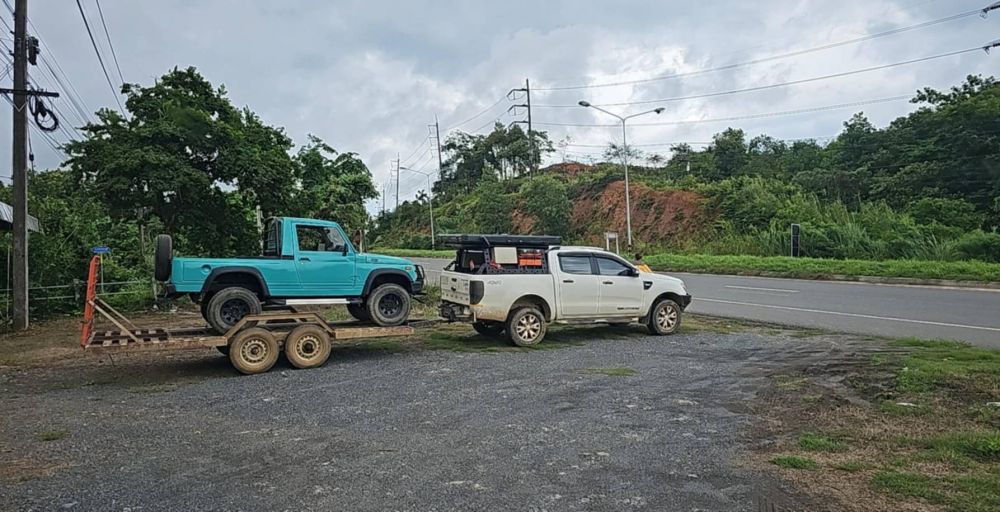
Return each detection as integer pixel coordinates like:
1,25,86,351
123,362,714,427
284,324,332,369
646,299,682,335
154,234,172,281
347,303,372,323
205,287,262,335
472,321,505,338
365,284,411,327
228,327,278,375
506,306,547,347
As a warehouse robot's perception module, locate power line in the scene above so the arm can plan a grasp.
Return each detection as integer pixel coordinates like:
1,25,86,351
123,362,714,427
94,0,125,84
536,46,992,108
442,95,507,131
534,6,995,92
534,95,913,128
75,0,127,119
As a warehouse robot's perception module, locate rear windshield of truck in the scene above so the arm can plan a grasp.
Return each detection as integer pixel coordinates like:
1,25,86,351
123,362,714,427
449,247,550,275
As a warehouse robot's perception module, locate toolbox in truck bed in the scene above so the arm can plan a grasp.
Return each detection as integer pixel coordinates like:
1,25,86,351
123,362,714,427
437,234,562,248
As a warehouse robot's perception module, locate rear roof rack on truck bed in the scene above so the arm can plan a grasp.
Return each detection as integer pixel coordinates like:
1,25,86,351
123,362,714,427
437,234,561,248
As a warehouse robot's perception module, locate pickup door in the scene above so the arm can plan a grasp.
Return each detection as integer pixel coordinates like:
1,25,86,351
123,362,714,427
292,222,355,295
594,255,644,317
554,253,601,317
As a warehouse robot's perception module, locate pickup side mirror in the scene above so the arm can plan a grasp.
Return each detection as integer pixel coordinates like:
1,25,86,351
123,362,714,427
628,268,640,277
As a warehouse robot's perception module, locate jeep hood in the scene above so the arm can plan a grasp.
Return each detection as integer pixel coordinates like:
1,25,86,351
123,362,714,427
357,253,413,267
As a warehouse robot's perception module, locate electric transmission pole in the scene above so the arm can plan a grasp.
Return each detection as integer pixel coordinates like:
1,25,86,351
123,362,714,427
393,154,400,210
433,115,443,175
507,78,536,176
10,0,30,329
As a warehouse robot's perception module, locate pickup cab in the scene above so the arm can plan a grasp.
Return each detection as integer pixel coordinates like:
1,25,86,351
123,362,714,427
156,217,424,333
437,235,691,346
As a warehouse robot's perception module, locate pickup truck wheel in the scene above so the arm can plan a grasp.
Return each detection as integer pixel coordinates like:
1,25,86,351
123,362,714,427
366,284,410,327
507,306,546,347
228,327,278,375
647,299,682,335
347,303,371,323
284,325,332,369
206,287,262,335
472,321,504,338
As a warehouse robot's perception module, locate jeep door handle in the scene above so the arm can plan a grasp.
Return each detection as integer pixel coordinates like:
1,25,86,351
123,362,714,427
299,257,310,262
602,281,613,285
562,279,574,283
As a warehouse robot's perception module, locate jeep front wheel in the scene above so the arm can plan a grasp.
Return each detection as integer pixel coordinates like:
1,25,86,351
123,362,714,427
365,284,411,327
205,287,262,335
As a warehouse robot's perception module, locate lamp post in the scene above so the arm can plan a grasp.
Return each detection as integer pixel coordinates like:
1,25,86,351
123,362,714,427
399,166,436,249
578,101,665,248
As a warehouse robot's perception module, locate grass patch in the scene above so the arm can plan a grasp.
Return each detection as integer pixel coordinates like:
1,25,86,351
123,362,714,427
920,431,1000,463
798,432,848,452
872,471,945,503
830,460,869,472
769,455,819,470
581,367,637,377
37,430,67,442
643,253,1000,282
888,338,1000,396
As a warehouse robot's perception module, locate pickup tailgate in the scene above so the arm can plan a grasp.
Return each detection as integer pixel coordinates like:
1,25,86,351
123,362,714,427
440,271,471,305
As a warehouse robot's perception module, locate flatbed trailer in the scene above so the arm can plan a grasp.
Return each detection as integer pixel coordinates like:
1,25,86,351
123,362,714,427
79,256,417,374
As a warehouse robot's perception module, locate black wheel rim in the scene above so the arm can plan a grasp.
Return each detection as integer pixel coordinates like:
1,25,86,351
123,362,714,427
220,298,251,326
377,293,403,319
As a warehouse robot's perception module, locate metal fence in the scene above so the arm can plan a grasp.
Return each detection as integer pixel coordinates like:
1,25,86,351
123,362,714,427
0,279,156,322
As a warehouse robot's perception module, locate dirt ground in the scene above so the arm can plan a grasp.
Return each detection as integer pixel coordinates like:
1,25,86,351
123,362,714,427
0,308,989,511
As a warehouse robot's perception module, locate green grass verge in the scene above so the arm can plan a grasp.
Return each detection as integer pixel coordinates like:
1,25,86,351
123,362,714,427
643,253,1000,282
373,248,1000,282
798,433,848,452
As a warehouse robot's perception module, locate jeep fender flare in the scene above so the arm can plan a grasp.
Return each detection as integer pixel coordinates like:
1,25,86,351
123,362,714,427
362,269,412,297
199,267,270,297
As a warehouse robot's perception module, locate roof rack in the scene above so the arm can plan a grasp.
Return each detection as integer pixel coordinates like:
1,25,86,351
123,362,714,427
437,234,562,248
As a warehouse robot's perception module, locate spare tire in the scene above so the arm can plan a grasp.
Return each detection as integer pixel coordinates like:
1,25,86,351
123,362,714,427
154,234,172,281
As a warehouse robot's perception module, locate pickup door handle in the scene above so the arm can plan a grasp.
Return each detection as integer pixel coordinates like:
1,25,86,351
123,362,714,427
602,281,613,285
562,279,574,283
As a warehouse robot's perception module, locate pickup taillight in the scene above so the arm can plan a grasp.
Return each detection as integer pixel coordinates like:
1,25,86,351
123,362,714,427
469,281,484,305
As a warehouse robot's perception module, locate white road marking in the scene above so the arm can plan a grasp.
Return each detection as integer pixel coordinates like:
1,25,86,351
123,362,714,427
724,285,799,293
696,297,1000,332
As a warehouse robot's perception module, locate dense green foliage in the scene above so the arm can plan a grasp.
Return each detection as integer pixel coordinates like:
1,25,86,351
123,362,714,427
0,67,377,319
378,76,1000,266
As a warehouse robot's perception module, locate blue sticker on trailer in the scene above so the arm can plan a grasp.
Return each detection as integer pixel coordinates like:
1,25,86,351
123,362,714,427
91,246,111,254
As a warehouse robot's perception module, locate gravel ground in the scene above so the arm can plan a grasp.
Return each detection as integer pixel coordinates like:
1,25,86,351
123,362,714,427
0,327,850,511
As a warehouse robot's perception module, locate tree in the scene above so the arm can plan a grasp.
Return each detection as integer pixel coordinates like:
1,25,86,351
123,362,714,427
65,67,297,256
603,142,643,163
293,135,378,233
436,124,554,197
705,128,748,180
519,175,571,235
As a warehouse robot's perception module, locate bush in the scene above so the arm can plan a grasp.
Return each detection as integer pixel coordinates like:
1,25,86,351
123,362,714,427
951,231,1000,263
518,175,571,235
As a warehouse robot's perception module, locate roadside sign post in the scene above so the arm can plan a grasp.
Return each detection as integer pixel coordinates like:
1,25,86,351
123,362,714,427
791,224,801,257
605,232,620,254
92,246,110,293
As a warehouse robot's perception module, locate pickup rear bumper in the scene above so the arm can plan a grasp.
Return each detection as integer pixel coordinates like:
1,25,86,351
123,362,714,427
439,301,473,322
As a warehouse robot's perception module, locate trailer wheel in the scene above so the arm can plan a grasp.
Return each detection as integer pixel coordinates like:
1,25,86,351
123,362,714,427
506,306,546,347
205,287,261,334
347,303,371,323
646,299,682,335
472,321,504,338
228,327,278,375
154,234,172,281
365,284,411,327
284,324,332,370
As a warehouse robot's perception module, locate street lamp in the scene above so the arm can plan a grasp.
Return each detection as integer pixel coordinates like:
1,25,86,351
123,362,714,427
578,101,665,248
399,166,436,249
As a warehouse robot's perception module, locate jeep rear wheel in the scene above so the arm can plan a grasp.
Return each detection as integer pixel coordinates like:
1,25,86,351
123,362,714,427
205,287,262,335
365,283,411,327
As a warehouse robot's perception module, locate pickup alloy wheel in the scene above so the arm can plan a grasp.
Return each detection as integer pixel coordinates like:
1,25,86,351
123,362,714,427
506,306,546,347
365,283,411,327
647,299,681,335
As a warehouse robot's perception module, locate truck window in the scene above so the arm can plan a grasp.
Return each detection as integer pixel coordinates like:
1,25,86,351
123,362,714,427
263,219,281,256
297,225,347,252
559,255,593,274
596,257,632,276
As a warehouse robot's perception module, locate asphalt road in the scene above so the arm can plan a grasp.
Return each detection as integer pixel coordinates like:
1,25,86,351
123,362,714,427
412,257,1000,348
1,327,843,511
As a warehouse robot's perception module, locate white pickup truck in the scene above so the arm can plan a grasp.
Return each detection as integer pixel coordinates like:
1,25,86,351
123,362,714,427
437,235,691,346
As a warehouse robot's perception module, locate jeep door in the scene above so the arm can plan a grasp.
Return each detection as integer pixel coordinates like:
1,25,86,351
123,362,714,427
595,255,644,317
293,223,355,295
555,253,600,317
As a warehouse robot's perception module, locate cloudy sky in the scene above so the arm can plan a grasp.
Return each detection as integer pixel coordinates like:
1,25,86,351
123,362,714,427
2,0,998,211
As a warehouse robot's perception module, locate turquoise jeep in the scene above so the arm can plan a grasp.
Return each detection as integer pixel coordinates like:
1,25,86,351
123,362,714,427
155,217,424,334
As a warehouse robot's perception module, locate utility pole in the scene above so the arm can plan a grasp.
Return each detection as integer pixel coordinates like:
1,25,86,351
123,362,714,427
433,116,443,175
393,154,400,210
507,78,535,176
10,0,29,330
